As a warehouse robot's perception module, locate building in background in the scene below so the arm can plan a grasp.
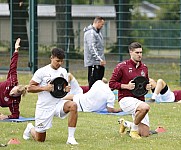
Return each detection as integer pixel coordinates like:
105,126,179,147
0,1,159,50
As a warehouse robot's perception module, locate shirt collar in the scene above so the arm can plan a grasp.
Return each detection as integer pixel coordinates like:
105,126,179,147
129,59,142,68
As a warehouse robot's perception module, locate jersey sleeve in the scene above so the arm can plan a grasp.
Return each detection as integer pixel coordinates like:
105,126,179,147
7,52,19,86
32,68,44,84
8,98,20,119
109,64,122,90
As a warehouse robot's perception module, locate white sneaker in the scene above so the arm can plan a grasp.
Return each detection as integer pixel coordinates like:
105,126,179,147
66,137,78,145
23,123,33,140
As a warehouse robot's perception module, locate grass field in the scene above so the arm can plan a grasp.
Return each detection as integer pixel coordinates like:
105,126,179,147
0,67,181,150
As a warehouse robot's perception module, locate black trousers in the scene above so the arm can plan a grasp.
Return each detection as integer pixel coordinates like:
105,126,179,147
88,65,105,89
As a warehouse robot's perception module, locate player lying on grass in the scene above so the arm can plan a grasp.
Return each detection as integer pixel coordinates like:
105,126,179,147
0,38,27,120
65,73,121,113
149,78,181,103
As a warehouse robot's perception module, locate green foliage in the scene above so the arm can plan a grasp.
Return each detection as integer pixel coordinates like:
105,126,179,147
129,0,180,50
130,20,180,49
0,0,7,2
155,0,180,21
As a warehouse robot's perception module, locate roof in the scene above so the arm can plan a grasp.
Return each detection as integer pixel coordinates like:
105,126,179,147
0,3,9,16
0,3,116,18
72,5,116,18
131,1,161,18
0,2,160,18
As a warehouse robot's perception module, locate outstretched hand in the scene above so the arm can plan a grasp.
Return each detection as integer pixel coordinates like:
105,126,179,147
15,38,21,52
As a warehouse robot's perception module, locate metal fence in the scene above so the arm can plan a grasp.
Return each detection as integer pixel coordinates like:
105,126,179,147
0,0,181,85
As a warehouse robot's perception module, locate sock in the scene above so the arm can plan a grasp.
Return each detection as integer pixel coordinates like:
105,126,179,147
131,123,138,131
152,93,158,99
68,127,76,138
124,121,132,129
29,123,34,130
69,78,83,95
70,77,75,84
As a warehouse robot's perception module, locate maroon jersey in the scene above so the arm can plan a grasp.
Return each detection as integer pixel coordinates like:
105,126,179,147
0,52,21,119
173,90,181,102
109,59,149,101
80,86,89,93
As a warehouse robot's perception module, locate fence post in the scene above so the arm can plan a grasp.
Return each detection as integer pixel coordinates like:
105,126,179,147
10,0,14,57
65,0,71,72
29,0,38,73
118,0,123,62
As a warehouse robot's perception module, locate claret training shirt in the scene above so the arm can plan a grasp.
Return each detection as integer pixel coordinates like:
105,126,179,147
0,52,21,119
109,59,149,101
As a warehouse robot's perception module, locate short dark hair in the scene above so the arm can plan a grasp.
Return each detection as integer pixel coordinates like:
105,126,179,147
51,48,65,59
128,42,142,52
94,16,105,23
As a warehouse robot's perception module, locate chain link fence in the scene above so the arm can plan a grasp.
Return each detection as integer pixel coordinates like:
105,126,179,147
0,0,181,86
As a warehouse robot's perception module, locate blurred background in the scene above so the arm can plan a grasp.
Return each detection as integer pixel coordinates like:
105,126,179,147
0,0,181,87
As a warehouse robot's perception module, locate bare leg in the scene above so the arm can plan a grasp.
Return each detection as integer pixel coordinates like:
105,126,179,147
154,79,166,95
138,123,150,137
151,79,166,100
134,103,150,125
63,101,78,144
63,101,78,127
30,128,46,142
134,103,150,137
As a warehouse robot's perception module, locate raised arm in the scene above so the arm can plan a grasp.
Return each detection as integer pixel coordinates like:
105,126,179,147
6,38,21,83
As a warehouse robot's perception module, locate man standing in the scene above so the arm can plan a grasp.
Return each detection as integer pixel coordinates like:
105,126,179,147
23,48,78,145
109,42,152,139
84,16,106,89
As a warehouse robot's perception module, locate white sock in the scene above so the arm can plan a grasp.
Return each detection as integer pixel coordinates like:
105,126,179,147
68,127,76,138
69,78,83,95
124,121,132,129
29,124,34,130
131,123,138,131
152,93,158,99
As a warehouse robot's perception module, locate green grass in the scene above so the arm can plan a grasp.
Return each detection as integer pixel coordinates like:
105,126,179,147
0,69,181,150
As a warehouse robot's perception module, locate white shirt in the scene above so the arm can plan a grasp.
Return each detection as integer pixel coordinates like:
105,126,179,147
156,87,175,103
32,64,68,110
73,80,115,112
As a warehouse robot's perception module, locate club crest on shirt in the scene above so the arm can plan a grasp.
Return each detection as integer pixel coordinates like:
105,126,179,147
60,73,64,78
4,97,9,102
129,68,133,73
141,70,146,77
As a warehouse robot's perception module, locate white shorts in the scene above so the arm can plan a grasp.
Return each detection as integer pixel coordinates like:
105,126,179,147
35,100,69,133
73,94,84,112
119,97,149,127
156,88,175,103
